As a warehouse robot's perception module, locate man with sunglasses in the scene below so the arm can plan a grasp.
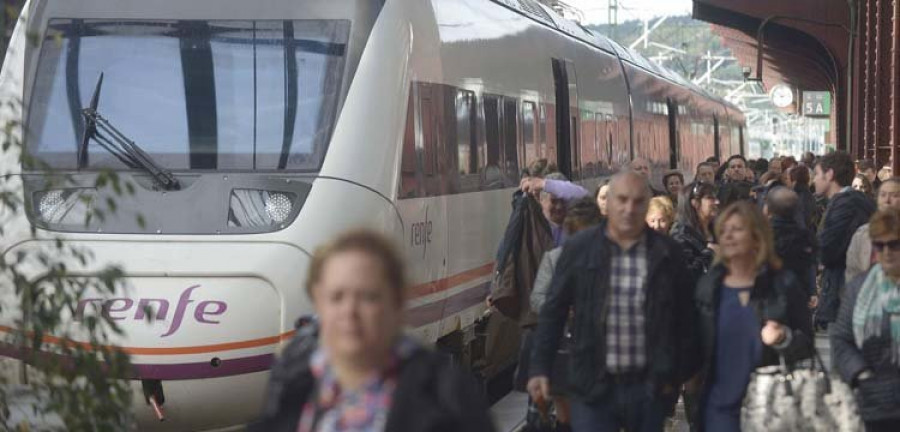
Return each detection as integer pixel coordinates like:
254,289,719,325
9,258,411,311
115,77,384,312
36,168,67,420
846,178,900,283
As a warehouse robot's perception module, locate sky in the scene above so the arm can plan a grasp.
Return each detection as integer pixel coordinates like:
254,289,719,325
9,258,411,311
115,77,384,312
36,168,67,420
563,0,693,25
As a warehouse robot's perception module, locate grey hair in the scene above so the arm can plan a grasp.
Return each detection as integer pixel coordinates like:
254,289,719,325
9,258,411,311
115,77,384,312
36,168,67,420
545,172,568,182
609,170,651,198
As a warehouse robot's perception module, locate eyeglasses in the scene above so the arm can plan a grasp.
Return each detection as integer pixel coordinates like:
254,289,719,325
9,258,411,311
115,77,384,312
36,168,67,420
872,240,900,252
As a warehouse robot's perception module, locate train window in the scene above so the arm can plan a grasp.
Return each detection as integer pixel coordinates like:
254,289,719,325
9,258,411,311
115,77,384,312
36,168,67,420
456,91,477,175
417,83,452,196
580,111,597,179
456,90,479,193
419,86,438,178
483,95,503,189
523,102,538,166
400,89,419,198
29,19,350,171
502,98,519,186
540,104,552,161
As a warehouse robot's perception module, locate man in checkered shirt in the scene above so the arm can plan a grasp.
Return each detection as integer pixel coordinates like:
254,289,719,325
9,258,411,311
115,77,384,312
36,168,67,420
528,171,698,432
606,230,649,373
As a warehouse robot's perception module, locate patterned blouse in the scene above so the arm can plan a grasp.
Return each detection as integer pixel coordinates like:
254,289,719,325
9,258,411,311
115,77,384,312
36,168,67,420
296,337,417,432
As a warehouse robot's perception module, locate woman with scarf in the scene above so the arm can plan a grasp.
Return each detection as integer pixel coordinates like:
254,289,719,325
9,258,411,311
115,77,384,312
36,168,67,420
832,208,900,431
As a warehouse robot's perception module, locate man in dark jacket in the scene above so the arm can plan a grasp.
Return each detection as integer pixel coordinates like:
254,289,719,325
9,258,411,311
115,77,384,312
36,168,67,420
717,155,754,208
765,187,819,302
528,171,697,432
814,151,876,328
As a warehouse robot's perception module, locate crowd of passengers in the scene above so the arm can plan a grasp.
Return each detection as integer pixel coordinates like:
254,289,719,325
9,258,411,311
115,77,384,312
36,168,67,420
252,150,900,432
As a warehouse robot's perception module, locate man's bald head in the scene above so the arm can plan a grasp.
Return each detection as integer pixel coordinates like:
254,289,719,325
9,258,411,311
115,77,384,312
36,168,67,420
766,186,799,220
610,170,652,199
629,158,651,179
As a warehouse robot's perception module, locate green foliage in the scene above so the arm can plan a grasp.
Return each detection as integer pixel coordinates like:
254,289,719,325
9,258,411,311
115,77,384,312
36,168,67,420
0,4,138,430
587,15,745,86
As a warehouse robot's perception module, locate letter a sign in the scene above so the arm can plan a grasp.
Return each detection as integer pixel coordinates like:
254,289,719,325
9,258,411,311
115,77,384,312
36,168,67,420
802,92,831,118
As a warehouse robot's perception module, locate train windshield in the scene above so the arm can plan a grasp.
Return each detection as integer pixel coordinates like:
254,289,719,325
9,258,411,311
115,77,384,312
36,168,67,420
27,19,350,171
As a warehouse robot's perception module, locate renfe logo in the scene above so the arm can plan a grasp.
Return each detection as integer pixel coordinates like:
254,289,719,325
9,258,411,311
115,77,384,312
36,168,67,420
74,285,228,337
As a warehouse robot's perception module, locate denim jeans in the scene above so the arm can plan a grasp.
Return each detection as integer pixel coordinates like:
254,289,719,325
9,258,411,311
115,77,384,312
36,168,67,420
569,380,667,432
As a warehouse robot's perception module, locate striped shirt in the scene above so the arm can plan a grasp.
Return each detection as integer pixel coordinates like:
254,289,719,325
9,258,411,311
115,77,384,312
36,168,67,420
605,235,648,373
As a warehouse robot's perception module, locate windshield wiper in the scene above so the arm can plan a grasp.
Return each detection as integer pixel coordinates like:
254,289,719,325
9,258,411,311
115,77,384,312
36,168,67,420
77,73,181,191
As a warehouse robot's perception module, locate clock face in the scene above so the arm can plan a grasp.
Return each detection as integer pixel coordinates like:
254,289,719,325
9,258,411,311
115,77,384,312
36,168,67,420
771,85,794,108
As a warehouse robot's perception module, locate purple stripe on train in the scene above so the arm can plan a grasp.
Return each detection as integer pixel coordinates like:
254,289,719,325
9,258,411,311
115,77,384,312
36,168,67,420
0,342,274,380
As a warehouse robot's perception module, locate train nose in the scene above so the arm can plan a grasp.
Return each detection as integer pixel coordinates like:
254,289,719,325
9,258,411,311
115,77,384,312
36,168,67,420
0,239,312,431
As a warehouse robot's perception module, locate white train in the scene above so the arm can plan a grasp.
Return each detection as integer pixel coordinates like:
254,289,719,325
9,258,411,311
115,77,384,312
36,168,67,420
0,0,744,430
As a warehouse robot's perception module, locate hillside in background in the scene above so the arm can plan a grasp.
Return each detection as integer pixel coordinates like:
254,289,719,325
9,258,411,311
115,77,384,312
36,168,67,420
587,15,744,94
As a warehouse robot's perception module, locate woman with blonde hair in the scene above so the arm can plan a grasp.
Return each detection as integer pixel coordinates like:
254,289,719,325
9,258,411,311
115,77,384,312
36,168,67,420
256,230,495,432
646,195,675,235
694,201,813,431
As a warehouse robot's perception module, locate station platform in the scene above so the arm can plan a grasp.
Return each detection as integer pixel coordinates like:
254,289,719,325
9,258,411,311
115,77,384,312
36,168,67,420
492,332,832,432
491,391,527,432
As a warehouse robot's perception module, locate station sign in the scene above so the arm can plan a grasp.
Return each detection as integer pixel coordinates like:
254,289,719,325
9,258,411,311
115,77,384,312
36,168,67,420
802,91,831,117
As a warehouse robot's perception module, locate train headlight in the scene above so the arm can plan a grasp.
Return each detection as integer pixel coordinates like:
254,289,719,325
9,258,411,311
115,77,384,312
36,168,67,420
33,189,95,225
228,189,298,228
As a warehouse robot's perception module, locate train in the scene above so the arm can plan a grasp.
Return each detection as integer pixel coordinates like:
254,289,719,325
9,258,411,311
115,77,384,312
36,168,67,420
0,0,744,430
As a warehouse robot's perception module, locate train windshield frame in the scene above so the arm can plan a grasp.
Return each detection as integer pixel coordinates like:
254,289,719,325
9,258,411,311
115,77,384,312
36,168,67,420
26,19,350,172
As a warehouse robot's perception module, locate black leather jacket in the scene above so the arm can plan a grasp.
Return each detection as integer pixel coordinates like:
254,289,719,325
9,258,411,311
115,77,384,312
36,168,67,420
670,221,714,285
530,224,698,403
694,264,813,403
253,328,495,432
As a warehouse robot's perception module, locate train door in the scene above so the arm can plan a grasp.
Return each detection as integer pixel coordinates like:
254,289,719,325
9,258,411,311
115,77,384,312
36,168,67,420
552,58,579,180
667,98,678,169
713,115,721,161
